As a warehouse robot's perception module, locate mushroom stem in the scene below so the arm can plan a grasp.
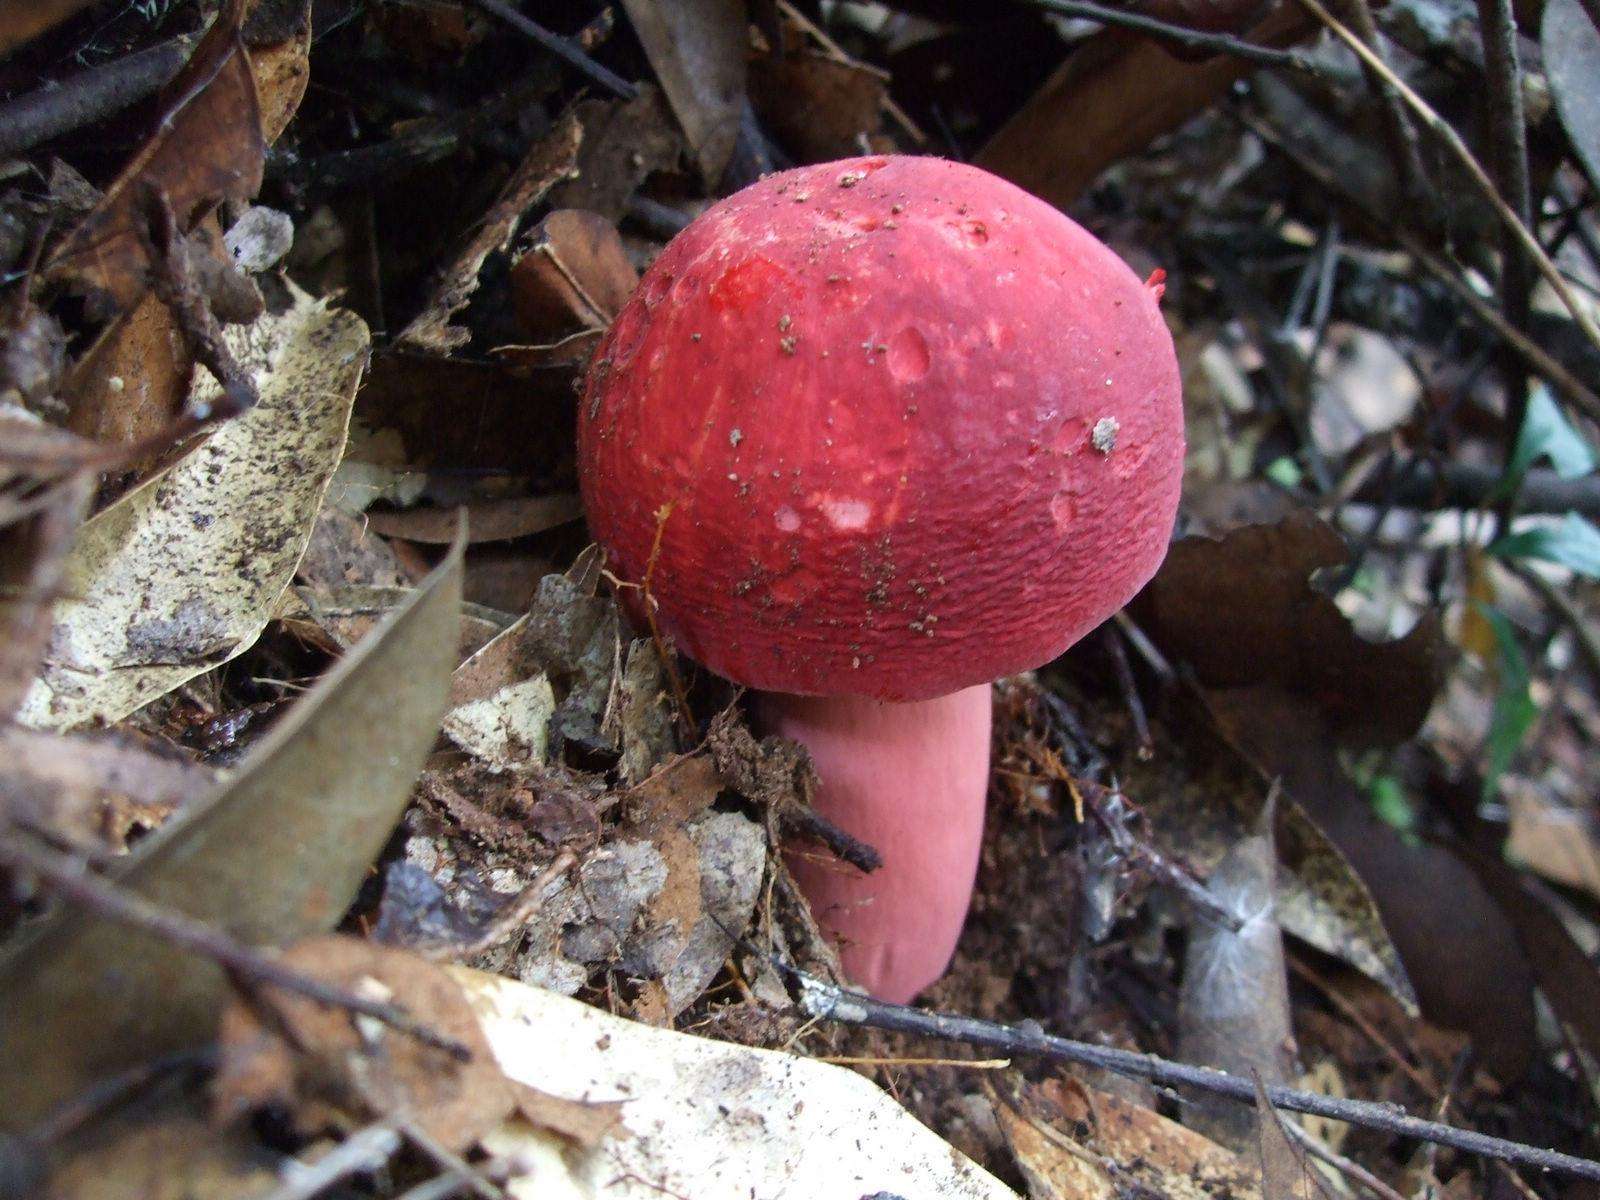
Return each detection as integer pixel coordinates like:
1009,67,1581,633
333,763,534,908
754,684,992,1004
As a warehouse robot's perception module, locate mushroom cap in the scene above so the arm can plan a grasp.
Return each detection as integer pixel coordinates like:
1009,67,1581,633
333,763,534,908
579,155,1184,702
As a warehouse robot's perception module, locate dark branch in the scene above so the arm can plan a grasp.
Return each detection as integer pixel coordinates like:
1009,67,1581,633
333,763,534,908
1019,0,1325,74
791,971,1600,1182
469,0,638,99
0,36,191,159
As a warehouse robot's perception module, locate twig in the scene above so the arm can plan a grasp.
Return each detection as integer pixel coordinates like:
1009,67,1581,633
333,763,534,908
779,805,883,874
1294,0,1600,357
774,0,928,145
1021,0,1326,74
137,186,258,420
469,0,637,99
1286,1115,1410,1200
259,1122,404,1200
1239,110,1600,421
1074,779,1245,932
1473,0,1535,539
1100,624,1153,759
788,971,1600,1182
1351,456,1600,517
445,849,577,958
0,35,192,158
1334,0,1430,210
1506,559,1600,680
0,833,472,1061
400,1119,507,1200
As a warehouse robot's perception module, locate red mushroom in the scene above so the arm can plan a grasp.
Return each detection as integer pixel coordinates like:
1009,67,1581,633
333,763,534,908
579,156,1183,1003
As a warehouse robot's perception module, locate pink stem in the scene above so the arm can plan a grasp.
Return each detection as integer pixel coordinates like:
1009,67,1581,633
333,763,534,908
753,684,992,1003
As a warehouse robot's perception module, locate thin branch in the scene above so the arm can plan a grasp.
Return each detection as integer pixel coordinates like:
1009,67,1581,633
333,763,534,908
0,833,472,1060
1351,457,1600,517
257,1123,404,1200
1334,0,1430,209
1287,1118,1411,1200
0,35,192,158
790,971,1600,1182
469,0,637,99
1021,0,1326,74
779,803,884,874
1294,0,1600,356
1240,110,1600,422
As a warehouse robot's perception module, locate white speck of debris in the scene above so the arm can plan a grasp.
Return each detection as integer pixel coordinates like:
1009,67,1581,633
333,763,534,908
730,428,743,447
108,376,125,393
1092,417,1120,454
838,171,866,188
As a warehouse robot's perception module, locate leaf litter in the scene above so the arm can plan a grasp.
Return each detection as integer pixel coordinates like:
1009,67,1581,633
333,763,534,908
5,0,1600,1197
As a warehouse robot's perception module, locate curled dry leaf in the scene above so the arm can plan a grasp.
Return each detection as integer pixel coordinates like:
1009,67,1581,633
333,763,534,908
1179,806,1295,1150
458,968,1021,1199
43,0,265,315
549,86,682,222
0,538,462,1129
748,51,888,163
244,0,313,146
366,493,584,545
213,935,515,1151
620,0,746,185
511,209,640,340
398,114,583,353
20,283,369,731
1126,723,1416,1013
994,1078,1259,1200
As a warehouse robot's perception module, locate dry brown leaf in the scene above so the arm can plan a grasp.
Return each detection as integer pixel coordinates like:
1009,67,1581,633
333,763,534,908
549,86,682,222
0,0,96,58
0,725,212,850
1133,512,1447,747
1253,1078,1324,1200
510,1080,625,1150
978,6,1313,208
367,494,583,545
214,935,516,1151
748,50,887,162
511,210,639,340
63,294,191,450
398,114,583,353
245,0,312,145
44,0,266,315
1505,789,1600,899
996,1079,1260,1200
620,0,746,184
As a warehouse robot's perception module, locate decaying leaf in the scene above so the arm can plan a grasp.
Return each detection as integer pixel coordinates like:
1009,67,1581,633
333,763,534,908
213,935,515,1151
0,423,91,722
1544,0,1600,190
1133,512,1446,748
994,1078,1260,1200
398,114,583,353
458,968,1021,1199
977,6,1313,208
0,725,213,850
20,283,369,731
510,209,640,340
749,51,888,162
548,87,683,222
619,0,746,185
1127,726,1416,1012
366,494,583,545
43,0,266,315
1179,804,1295,1150
0,539,462,1128
63,295,191,449
245,0,313,145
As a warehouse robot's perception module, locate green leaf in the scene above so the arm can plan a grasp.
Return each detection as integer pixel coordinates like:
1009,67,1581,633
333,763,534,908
1478,604,1537,803
0,534,464,1129
1501,385,1598,489
1490,512,1600,578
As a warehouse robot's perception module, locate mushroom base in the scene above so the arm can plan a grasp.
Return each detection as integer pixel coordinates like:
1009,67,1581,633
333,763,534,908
755,684,992,1004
